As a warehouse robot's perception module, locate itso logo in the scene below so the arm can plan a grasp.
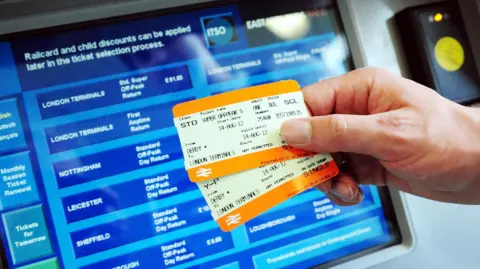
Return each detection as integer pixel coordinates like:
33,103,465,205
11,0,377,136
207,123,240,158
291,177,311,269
207,25,227,37
202,14,238,47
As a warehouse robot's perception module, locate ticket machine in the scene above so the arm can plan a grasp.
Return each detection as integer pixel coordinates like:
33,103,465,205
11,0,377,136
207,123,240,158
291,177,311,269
0,0,478,268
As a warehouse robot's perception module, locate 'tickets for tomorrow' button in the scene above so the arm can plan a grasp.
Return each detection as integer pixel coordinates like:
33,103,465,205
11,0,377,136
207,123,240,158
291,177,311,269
2,205,54,265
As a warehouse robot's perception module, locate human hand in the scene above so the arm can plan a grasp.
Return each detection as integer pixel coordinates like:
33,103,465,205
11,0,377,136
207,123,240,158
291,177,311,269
280,67,480,205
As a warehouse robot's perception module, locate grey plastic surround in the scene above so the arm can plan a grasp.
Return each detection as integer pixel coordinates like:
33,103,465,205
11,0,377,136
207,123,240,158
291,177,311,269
0,1,416,268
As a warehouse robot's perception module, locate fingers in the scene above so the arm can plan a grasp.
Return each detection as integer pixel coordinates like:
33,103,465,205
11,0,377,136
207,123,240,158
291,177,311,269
302,67,401,116
281,112,405,159
315,178,332,193
326,192,364,207
315,172,364,206
335,153,414,194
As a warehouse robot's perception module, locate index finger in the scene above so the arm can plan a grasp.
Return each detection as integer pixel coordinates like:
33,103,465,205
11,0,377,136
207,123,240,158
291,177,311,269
302,67,397,116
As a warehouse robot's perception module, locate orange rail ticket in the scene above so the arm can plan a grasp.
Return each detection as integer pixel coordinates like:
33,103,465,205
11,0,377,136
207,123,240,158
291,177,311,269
197,153,339,232
173,80,316,182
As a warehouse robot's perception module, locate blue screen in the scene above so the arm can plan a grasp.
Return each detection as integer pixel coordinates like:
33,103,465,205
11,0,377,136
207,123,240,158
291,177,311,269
0,1,398,268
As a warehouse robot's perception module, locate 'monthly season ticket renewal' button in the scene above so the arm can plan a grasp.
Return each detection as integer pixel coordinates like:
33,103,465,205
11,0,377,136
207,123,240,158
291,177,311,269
0,152,40,210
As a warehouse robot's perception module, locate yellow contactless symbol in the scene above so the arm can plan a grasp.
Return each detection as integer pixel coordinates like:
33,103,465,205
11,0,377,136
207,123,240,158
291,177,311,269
434,36,465,72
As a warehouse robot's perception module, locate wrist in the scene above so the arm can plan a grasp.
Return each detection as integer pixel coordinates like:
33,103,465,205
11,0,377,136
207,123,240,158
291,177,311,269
454,105,480,204
455,105,480,181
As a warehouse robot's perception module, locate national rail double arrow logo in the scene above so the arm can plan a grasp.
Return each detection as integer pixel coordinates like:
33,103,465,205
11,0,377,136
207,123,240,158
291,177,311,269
225,214,242,226
196,167,213,178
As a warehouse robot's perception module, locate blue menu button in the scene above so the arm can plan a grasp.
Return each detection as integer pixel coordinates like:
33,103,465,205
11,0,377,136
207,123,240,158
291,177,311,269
215,262,240,269
252,217,384,268
0,98,26,153
2,205,54,265
0,43,22,98
0,152,40,210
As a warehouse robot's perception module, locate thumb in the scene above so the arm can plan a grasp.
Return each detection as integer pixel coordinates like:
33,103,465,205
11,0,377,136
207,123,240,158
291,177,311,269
280,114,395,159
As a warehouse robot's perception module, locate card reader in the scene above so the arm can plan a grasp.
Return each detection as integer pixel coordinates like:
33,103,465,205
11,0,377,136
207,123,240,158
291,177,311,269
396,1,480,104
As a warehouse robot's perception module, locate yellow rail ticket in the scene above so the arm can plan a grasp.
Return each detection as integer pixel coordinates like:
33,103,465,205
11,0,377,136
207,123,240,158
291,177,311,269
197,154,339,232
173,80,315,182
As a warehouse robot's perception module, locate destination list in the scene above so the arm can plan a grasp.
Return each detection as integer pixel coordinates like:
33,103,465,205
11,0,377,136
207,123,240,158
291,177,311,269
53,136,183,188
70,198,213,258
62,169,196,223
45,98,192,153
37,66,192,119
245,187,374,243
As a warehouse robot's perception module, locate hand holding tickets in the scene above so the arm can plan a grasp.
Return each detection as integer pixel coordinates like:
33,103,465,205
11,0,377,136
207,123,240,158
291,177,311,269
173,80,338,231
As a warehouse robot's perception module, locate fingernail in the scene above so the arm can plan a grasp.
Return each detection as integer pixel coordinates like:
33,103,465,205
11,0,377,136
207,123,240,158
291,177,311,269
331,181,356,201
280,119,312,145
358,191,364,202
